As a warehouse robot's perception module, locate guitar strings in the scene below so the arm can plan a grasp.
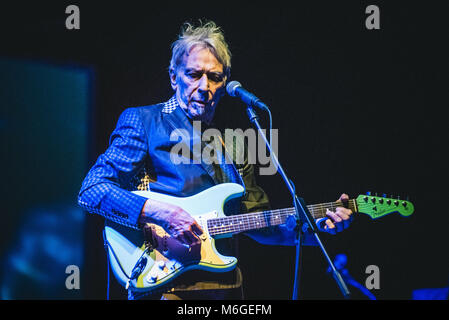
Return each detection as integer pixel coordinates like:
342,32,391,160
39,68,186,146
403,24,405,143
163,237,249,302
208,201,356,222
207,200,358,235
208,201,356,228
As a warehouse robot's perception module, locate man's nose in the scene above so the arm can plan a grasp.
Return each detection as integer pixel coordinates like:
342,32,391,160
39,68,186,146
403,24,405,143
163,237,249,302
198,74,210,92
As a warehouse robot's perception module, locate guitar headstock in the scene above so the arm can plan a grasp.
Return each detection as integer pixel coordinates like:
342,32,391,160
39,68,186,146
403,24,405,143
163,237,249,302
356,194,414,219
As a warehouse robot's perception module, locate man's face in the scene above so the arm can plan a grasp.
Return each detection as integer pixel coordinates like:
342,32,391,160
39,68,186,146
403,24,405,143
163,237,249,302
170,45,226,123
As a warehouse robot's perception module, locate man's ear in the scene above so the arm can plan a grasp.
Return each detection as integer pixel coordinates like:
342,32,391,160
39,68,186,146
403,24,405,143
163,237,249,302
169,68,177,91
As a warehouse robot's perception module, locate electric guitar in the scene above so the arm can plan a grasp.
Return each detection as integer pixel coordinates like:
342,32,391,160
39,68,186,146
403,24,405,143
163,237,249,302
104,183,414,293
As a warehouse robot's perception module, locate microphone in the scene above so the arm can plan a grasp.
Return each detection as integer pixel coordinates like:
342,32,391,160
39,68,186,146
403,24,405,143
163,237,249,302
226,81,269,111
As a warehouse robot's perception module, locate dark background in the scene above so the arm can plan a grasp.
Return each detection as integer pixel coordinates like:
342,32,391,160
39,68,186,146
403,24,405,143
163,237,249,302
1,1,447,299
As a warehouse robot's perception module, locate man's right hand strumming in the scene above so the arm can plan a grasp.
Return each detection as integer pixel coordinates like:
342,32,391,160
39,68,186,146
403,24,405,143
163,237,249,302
139,199,204,247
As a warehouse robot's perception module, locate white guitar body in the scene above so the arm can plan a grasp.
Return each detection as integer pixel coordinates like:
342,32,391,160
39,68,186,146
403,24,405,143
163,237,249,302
104,183,245,293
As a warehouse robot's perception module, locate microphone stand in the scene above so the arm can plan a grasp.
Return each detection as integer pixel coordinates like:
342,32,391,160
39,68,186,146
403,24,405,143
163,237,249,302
245,105,351,300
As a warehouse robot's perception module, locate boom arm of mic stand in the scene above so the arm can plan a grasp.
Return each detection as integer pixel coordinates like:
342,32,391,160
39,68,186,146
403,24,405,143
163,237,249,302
245,106,351,300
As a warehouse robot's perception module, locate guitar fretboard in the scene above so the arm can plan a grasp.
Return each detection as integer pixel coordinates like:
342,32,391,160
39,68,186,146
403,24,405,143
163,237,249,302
206,199,357,236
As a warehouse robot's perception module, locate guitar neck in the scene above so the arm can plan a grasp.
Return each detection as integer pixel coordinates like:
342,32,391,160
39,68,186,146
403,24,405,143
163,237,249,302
207,199,358,236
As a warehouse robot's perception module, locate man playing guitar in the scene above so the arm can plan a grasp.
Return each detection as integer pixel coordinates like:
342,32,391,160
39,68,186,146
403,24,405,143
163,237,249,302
78,20,353,300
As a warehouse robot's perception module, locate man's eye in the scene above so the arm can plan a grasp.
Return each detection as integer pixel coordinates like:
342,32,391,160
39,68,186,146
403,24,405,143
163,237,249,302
209,74,224,82
187,72,201,79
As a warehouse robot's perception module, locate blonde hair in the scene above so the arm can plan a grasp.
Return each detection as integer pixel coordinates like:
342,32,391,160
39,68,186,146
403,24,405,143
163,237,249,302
169,20,231,79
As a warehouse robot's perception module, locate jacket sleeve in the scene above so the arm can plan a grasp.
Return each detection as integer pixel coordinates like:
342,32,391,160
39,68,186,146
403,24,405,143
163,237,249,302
78,107,149,229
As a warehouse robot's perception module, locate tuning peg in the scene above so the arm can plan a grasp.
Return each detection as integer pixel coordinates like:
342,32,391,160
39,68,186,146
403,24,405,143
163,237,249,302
382,193,387,198
366,191,371,196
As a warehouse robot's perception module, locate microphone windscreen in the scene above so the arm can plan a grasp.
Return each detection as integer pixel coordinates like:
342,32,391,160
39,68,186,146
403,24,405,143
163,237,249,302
226,81,242,97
